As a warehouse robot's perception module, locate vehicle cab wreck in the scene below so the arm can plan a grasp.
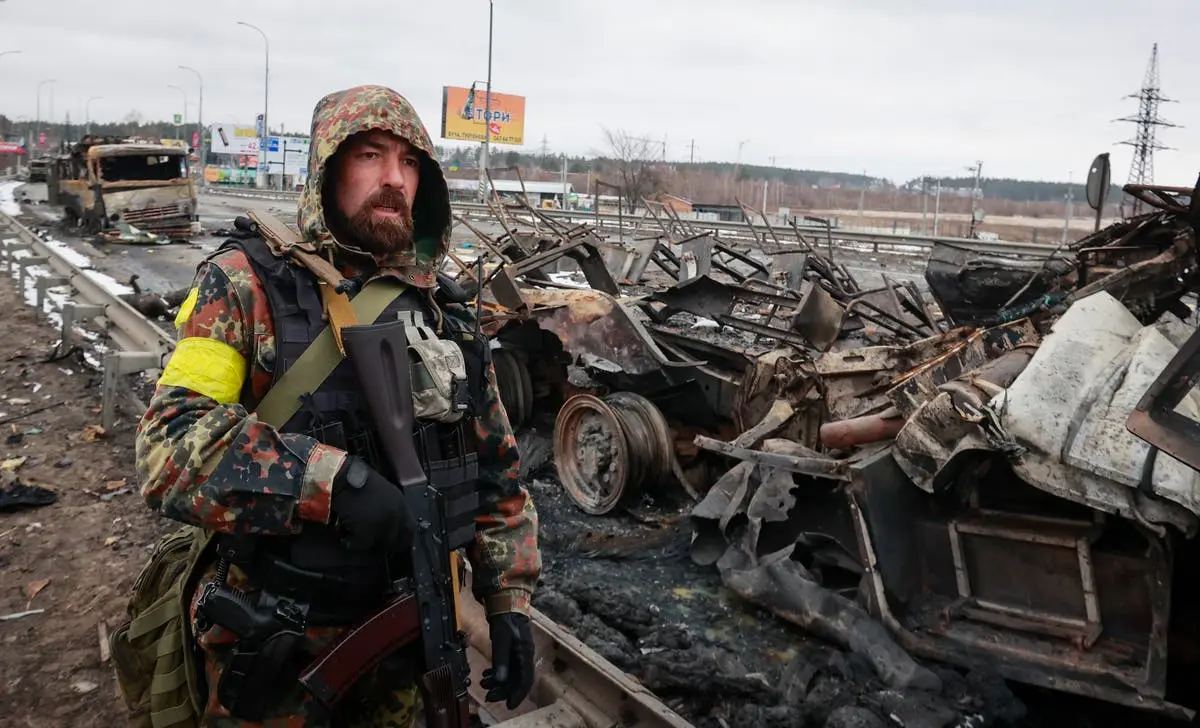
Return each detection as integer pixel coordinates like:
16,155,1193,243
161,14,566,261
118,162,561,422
48,134,198,241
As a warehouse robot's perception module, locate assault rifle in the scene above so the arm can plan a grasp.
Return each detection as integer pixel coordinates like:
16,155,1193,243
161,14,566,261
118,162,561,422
298,318,472,728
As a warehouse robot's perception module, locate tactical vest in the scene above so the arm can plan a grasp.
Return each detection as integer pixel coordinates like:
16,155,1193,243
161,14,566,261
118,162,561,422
216,236,485,617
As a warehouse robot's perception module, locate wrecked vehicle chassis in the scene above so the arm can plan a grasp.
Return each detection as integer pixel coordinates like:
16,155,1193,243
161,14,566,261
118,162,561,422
467,188,1200,721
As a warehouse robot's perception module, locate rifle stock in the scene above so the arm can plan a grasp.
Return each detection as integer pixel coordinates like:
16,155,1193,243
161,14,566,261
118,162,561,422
334,319,472,728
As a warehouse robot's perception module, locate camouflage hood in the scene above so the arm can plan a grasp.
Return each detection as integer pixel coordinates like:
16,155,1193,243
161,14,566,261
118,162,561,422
297,85,451,288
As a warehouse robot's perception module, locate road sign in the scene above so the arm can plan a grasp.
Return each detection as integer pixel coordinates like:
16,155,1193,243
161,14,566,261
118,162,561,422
173,113,182,126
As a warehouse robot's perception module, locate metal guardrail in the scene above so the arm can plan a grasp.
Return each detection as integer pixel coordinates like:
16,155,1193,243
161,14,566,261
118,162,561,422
0,206,176,429
201,187,1066,259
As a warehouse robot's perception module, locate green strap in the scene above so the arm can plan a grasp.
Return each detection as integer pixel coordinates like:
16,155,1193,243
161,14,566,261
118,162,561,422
129,597,178,641
150,663,188,694
254,279,407,428
150,701,197,728
155,628,183,658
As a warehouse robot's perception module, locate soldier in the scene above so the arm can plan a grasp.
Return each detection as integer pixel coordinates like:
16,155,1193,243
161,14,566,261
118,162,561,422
133,85,540,726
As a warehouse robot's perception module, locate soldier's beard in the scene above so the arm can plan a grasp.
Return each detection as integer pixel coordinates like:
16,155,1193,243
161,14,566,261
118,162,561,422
344,188,415,257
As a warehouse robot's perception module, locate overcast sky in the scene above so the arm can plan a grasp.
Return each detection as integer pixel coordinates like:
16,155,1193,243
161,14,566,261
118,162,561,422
2,0,1198,185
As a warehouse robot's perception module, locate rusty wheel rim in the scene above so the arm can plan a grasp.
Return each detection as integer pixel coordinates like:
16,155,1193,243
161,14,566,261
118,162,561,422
554,394,629,515
606,392,673,488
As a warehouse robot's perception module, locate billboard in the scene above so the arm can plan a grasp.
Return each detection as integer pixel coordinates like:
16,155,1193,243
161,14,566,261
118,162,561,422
209,122,260,156
440,86,525,146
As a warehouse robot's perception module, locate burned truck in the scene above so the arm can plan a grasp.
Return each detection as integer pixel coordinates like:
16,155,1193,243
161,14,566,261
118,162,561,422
48,135,198,240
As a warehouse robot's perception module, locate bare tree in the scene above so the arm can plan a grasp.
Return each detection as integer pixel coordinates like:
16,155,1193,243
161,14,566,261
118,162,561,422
601,127,664,213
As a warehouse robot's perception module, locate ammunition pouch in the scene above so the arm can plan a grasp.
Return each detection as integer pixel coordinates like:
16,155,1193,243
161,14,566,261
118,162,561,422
402,311,471,424
109,526,215,728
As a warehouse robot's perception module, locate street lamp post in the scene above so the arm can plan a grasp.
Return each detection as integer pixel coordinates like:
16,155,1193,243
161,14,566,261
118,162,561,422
179,65,205,176
167,84,188,142
477,0,494,203
0,50,21,62
85,96,102,134
35,78,56,158
237,21,270,189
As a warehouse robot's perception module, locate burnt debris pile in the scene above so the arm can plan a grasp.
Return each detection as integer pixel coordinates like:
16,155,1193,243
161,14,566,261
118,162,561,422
456,180,1200,726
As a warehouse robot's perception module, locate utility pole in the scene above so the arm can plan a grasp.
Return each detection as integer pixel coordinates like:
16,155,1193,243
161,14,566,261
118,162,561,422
689,138,695,164
237,21,270,189
478,0,495,202
561,154,568,210
35,79,55,158
857,170,867,228
1062,174,1075,245
85,96,102,135
726,139,749,200
967,160,984,237
180,66,205,177
933,180,942,236
921,176,928,235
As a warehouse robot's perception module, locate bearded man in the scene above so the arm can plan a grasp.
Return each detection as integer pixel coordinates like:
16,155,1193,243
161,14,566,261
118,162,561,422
130,85,540,727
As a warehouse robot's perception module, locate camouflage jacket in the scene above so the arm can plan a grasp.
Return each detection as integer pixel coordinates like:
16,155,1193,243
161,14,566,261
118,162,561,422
135,250,540,615
139,85,539,615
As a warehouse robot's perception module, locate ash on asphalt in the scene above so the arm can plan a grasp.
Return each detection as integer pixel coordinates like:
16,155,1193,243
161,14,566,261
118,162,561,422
523,422,1187,728
519,428,1032,728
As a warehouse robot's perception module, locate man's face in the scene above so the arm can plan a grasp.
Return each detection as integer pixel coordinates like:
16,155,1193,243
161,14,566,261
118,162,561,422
332,129,422,256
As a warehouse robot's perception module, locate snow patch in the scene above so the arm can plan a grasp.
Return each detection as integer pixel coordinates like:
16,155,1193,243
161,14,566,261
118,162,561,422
81,268,134,296
0,181,20,216
40,237,90,268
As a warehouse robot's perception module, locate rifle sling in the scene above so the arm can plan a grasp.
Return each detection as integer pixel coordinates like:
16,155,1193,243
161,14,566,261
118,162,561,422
254,279,407,428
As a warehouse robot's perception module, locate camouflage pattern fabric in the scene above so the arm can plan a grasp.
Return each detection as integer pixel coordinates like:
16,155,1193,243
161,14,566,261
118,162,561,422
134,84,540,722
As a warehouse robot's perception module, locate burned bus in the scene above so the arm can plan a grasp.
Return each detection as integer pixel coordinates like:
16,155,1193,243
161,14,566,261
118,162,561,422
50,135,197,240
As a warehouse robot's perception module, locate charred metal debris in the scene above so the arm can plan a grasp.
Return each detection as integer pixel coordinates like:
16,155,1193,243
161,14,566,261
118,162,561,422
454,178,1200,721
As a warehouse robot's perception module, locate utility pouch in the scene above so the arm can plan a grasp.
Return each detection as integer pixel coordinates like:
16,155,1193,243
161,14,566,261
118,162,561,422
109,526,215,728
401,311,470,424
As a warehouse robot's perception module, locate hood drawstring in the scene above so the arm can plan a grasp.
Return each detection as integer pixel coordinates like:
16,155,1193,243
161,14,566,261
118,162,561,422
426,288,445,337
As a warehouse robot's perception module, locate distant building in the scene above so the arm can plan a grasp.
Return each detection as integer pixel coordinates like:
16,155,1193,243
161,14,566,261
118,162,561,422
445,177,574,207
691,202,744,223
657,194,693,215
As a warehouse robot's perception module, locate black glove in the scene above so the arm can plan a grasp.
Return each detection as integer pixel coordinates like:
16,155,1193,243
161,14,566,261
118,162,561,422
331,456,415,552
481,612,535,709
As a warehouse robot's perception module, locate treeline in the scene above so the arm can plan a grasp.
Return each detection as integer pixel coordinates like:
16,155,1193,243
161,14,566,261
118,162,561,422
0,116,310,145
440,148,1128,205
3,116,1136,206
901,175,1124,205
